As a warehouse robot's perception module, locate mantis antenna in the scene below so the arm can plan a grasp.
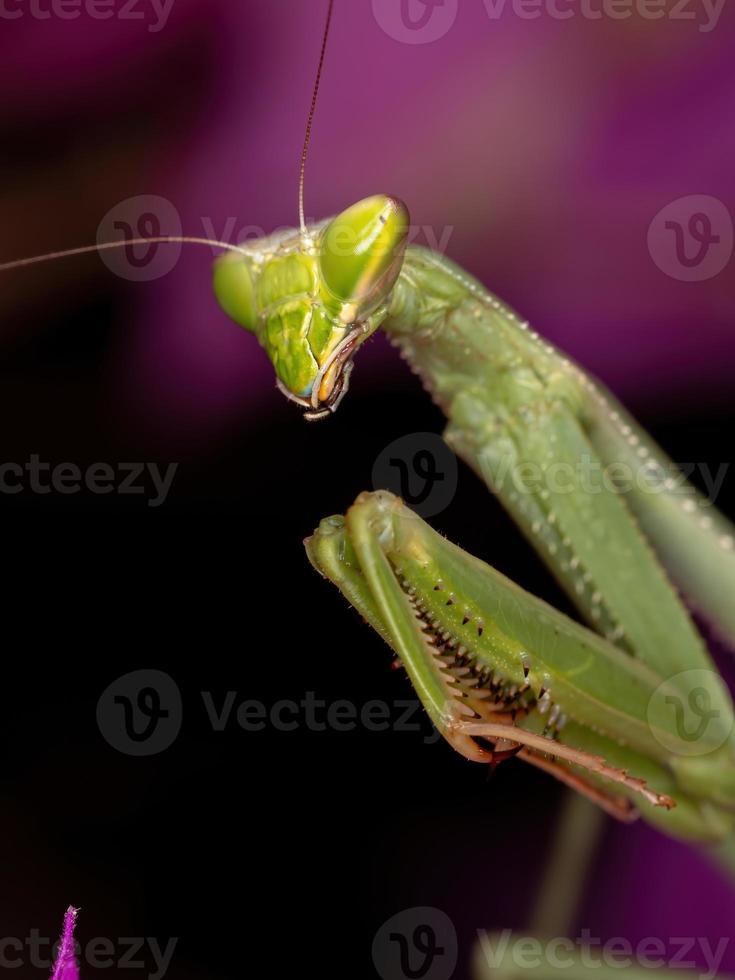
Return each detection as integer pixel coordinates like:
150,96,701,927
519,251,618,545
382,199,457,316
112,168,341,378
0,2,337,274
0,237,249,274
0,5,341,275
298,0,335,237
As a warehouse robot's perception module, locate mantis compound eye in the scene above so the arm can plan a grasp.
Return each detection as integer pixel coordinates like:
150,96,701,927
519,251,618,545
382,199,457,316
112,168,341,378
212,250,258,332
291,194,410,420
212,195,410,420
318,195,410,321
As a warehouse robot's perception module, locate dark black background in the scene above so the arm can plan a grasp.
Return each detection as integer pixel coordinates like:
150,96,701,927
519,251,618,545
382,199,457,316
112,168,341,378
0,283,732,977
1,7,733,976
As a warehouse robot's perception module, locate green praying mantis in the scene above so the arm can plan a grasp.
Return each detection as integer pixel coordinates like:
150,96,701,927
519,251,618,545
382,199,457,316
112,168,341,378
213,195,735,846
2,0,734,852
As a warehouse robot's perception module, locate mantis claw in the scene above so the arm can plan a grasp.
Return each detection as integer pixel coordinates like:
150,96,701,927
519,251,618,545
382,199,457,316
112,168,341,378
456,721,676,811
304,491,731,837
517,749,640,823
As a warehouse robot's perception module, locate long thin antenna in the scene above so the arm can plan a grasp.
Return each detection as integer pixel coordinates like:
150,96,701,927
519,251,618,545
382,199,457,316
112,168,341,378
0,236,249,274
298,0,335,237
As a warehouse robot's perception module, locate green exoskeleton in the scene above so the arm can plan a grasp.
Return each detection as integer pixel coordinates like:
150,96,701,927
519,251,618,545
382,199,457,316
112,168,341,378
1,1,733,849
212,192,735,844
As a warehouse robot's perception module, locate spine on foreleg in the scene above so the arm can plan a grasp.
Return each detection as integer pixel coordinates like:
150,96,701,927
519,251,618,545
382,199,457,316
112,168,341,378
385,247,735,737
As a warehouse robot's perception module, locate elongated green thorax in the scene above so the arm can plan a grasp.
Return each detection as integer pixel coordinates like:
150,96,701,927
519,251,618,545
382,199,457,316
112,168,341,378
213,195,409,419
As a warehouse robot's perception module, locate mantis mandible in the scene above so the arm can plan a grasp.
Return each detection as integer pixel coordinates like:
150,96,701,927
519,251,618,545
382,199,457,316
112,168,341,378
2,0,734,850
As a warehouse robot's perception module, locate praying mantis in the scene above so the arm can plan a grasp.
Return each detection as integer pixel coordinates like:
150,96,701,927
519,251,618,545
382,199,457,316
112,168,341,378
213,195,735,846
2,0,734,855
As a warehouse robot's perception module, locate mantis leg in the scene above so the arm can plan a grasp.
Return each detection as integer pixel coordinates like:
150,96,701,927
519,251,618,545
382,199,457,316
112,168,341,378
580,385,735,649
305,491,735,841
386,245,735,675
444,396,729,700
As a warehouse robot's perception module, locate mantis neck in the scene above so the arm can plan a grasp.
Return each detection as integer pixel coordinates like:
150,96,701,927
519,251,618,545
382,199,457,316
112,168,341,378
384,244,577,418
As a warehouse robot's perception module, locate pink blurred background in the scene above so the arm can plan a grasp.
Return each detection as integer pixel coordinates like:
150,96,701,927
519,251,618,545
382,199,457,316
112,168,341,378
1,2,734,978
2,0,734,449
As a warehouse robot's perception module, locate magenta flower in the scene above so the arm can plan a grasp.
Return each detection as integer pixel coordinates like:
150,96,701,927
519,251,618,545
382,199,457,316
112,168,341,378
50,907,79,980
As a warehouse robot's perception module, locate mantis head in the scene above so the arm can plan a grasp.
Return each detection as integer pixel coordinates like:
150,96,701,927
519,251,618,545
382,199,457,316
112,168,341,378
213,195,410,420
213,4,410,418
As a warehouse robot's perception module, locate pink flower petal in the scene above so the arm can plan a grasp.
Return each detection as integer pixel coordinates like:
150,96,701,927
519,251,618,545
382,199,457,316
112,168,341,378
50,907,79,980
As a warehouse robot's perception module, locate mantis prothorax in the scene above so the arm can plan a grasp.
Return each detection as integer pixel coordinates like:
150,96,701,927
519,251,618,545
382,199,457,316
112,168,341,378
2,0,734,845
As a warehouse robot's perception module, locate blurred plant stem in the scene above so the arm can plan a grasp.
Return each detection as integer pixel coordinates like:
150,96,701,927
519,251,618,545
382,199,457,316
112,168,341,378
529,790,606,938
707,834,735,889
